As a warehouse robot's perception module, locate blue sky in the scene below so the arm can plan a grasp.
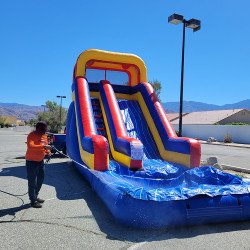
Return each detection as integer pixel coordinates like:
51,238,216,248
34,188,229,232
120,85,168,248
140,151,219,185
0,0,249,107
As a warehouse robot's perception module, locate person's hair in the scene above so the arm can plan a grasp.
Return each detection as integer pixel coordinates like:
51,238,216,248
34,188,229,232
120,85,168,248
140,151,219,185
35,121,48,134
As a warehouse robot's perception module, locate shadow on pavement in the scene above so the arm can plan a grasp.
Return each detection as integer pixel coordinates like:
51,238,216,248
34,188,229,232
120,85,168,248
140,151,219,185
1,161,250,243
0,204,30,219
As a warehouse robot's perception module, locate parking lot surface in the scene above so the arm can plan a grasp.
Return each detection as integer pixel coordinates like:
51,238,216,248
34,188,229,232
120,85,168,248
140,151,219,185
1,128,250,250
201,143,250,170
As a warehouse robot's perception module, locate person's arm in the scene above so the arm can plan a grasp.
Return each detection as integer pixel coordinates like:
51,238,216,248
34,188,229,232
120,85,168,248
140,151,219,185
44,135,52,152
44,145,52,150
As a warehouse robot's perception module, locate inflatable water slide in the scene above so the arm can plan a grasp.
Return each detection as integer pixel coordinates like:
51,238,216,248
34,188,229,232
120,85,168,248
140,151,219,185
66,49,250,228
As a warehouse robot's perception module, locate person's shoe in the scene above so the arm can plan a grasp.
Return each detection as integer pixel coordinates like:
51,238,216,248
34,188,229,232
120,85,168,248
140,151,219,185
36,198,45,203
31,201,42,208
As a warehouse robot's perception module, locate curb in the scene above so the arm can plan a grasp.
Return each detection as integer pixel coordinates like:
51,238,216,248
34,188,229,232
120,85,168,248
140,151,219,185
221,164,250,174
200,141,250,149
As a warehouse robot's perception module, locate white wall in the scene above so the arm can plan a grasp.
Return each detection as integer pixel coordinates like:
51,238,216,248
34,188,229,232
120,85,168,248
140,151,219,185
172,125,250,144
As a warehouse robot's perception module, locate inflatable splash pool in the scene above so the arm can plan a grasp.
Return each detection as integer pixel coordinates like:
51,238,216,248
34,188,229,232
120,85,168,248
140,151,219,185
66,49,250,228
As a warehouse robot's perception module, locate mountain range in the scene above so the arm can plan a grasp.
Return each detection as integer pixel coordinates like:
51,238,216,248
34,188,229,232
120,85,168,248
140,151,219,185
162,99,250,113
0,103,43,121
1,99,250,121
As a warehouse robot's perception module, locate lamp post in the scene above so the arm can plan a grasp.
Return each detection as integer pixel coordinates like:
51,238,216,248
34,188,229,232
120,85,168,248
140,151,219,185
56,95,66,131
168,14,201,137
41,105,46,113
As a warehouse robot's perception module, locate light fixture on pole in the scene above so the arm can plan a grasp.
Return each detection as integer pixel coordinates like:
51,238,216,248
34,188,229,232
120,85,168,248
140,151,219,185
56,95,66,131
168,13,201,137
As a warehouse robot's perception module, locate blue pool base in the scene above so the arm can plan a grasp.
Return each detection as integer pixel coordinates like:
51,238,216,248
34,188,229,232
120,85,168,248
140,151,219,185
74,161,250,229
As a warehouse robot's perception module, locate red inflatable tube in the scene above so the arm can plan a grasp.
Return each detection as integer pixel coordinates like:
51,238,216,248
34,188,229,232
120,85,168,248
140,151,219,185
76,77,109,170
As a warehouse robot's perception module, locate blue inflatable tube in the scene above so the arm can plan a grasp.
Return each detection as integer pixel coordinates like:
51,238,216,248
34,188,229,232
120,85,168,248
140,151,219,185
71,161,250,228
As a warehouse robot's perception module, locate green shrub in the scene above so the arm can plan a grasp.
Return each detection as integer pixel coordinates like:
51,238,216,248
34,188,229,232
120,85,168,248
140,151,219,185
224,133,232,143
214,122,250,125
226,122,250,125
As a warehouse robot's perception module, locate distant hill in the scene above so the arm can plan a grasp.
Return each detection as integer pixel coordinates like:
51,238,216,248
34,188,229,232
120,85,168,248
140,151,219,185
162,99,250,113
221,99,250,110
0,102,43,121
1,99,250,121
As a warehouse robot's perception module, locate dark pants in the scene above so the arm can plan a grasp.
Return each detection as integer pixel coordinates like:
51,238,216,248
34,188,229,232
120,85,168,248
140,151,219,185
26,160,45,203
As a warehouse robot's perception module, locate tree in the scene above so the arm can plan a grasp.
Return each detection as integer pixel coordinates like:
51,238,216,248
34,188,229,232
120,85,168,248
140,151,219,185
25,118,38,127
149,79,162,101
0,116,6,128
37,101,67,133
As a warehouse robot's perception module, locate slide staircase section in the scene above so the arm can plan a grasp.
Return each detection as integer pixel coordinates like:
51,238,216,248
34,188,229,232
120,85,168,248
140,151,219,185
91,99,107,137
71,77,109,171
98,80,143,169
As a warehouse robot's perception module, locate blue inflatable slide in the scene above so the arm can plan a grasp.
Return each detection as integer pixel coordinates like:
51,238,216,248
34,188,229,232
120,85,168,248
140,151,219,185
66,49,250,228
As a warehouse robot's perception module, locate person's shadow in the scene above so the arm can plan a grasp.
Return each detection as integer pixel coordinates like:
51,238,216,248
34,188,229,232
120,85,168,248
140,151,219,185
0,160,85,218
1,160,250,243
0,202,30,220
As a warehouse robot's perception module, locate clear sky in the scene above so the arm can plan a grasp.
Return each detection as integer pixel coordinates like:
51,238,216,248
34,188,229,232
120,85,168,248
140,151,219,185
0,0,249,108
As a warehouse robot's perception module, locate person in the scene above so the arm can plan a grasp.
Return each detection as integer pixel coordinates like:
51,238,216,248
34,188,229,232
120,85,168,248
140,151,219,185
25,121,51,208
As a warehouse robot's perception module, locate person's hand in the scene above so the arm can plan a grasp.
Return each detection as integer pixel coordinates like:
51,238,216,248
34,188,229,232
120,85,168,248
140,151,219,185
46,152,52,157
44,145,52,150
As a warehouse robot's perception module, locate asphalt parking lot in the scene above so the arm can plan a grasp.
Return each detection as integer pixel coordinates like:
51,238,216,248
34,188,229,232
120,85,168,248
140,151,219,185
1,127,250,250
201,143,250,170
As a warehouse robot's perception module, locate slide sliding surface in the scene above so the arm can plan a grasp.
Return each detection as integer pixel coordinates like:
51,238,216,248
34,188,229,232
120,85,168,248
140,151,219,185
119,99,162,159
104,82,201,168
114,99,188,177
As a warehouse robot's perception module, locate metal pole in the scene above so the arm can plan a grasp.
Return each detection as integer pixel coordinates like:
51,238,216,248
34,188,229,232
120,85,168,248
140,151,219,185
59,97,62,131
57,95,66,132
179,20,186,137
41,105,46,113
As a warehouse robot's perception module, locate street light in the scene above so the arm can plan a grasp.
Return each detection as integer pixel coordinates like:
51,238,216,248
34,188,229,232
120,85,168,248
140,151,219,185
41,105,46,113
56,95,66,131
168,13,201,137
